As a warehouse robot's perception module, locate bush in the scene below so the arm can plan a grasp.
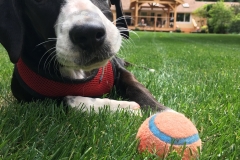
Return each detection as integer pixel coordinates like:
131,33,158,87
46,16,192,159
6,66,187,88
228,14,240,33
175,26,181,33
201,25,208,33
134,27,140,31
208,1,233,33
193,2,234,33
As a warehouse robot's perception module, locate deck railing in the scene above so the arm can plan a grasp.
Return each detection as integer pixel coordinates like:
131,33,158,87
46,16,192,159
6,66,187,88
124,16,176,31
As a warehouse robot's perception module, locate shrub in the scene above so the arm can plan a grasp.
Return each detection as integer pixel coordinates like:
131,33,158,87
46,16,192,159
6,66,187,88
134,27,140,31
208,1,233,33
175,26,181,33
201,25,208,33
228,14,240,33
193,2,234,33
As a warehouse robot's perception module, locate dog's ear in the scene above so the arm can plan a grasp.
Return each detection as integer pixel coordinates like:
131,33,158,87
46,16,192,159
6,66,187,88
0,0,24,63
110,0,129,39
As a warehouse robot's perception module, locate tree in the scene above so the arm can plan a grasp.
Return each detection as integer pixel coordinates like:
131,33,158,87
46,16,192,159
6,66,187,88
231,3,240,15
193,5,209,18
193,4,214,32
228,14,240,33
208,1,234,33
193,2,234,33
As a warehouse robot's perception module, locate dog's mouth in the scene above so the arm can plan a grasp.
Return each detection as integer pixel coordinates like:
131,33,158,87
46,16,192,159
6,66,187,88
56,40,116,71
57,54,112,71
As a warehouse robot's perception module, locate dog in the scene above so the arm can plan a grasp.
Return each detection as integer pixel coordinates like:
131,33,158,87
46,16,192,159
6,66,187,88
0,0,170,113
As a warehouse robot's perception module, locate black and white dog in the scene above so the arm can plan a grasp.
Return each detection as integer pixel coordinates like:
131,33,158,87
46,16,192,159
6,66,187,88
0,0,170,113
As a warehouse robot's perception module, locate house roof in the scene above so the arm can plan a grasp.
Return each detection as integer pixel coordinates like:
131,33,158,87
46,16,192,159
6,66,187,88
177,0,211,13
177,0,239,13
111,0,239,13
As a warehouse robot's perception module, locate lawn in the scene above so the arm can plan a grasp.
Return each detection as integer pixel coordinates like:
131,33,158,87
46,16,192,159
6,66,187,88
0,32,239,159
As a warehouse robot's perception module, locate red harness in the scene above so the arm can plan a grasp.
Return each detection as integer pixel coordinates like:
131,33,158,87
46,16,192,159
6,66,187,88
16,58,115,97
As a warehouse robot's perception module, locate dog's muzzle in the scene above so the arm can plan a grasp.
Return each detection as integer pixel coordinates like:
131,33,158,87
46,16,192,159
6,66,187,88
55,2,122,71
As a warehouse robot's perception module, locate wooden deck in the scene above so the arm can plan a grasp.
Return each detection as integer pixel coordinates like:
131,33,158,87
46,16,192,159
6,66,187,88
128,26,176,32
128,26,195,33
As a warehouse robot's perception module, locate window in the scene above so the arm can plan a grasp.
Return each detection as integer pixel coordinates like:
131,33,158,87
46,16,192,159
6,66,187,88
182,3,189,8
151,13,155,22
185,13,190,22
140,12,147,16
176,13,190,22
177,13,184,22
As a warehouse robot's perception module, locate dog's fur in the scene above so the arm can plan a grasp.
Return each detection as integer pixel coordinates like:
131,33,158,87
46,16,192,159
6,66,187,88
0,0,169,112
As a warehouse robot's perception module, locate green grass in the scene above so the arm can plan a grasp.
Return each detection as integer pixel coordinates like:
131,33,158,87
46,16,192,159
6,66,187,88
0,32,240,159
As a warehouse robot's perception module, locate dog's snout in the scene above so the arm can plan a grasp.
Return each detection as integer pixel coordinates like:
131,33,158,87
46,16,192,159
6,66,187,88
69,21,106,49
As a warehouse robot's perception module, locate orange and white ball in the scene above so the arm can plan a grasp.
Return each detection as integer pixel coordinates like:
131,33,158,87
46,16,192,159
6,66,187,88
136,111,202,159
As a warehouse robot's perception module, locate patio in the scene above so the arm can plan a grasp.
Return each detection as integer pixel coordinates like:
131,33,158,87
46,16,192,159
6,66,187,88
127,0,184,31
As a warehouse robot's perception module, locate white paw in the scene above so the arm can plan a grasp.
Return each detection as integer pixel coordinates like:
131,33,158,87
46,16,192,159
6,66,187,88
64,96,141,116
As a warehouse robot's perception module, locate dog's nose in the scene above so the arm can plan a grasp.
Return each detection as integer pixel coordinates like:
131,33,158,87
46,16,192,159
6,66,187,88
69,21,106,49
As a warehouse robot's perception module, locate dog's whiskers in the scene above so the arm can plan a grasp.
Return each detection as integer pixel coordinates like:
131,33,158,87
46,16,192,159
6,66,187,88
43,49,57,75
52,55,62,79
120,30,135,46
118,42,130,56
38,47,56,72
122,35,135,48
45,50,58,76
36,39,56,47
51,54,60,77
48,38,58,40
118,26,138,57
118,27,139,37
118,26,138,44
38,47,55,72
112,16,133,24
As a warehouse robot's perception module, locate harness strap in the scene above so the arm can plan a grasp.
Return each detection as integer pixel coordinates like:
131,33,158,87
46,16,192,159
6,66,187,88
16,58,115,97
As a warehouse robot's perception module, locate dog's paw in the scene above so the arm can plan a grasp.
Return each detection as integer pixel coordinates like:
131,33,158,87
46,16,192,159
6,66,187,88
64,96,141,115
112,101,142,116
